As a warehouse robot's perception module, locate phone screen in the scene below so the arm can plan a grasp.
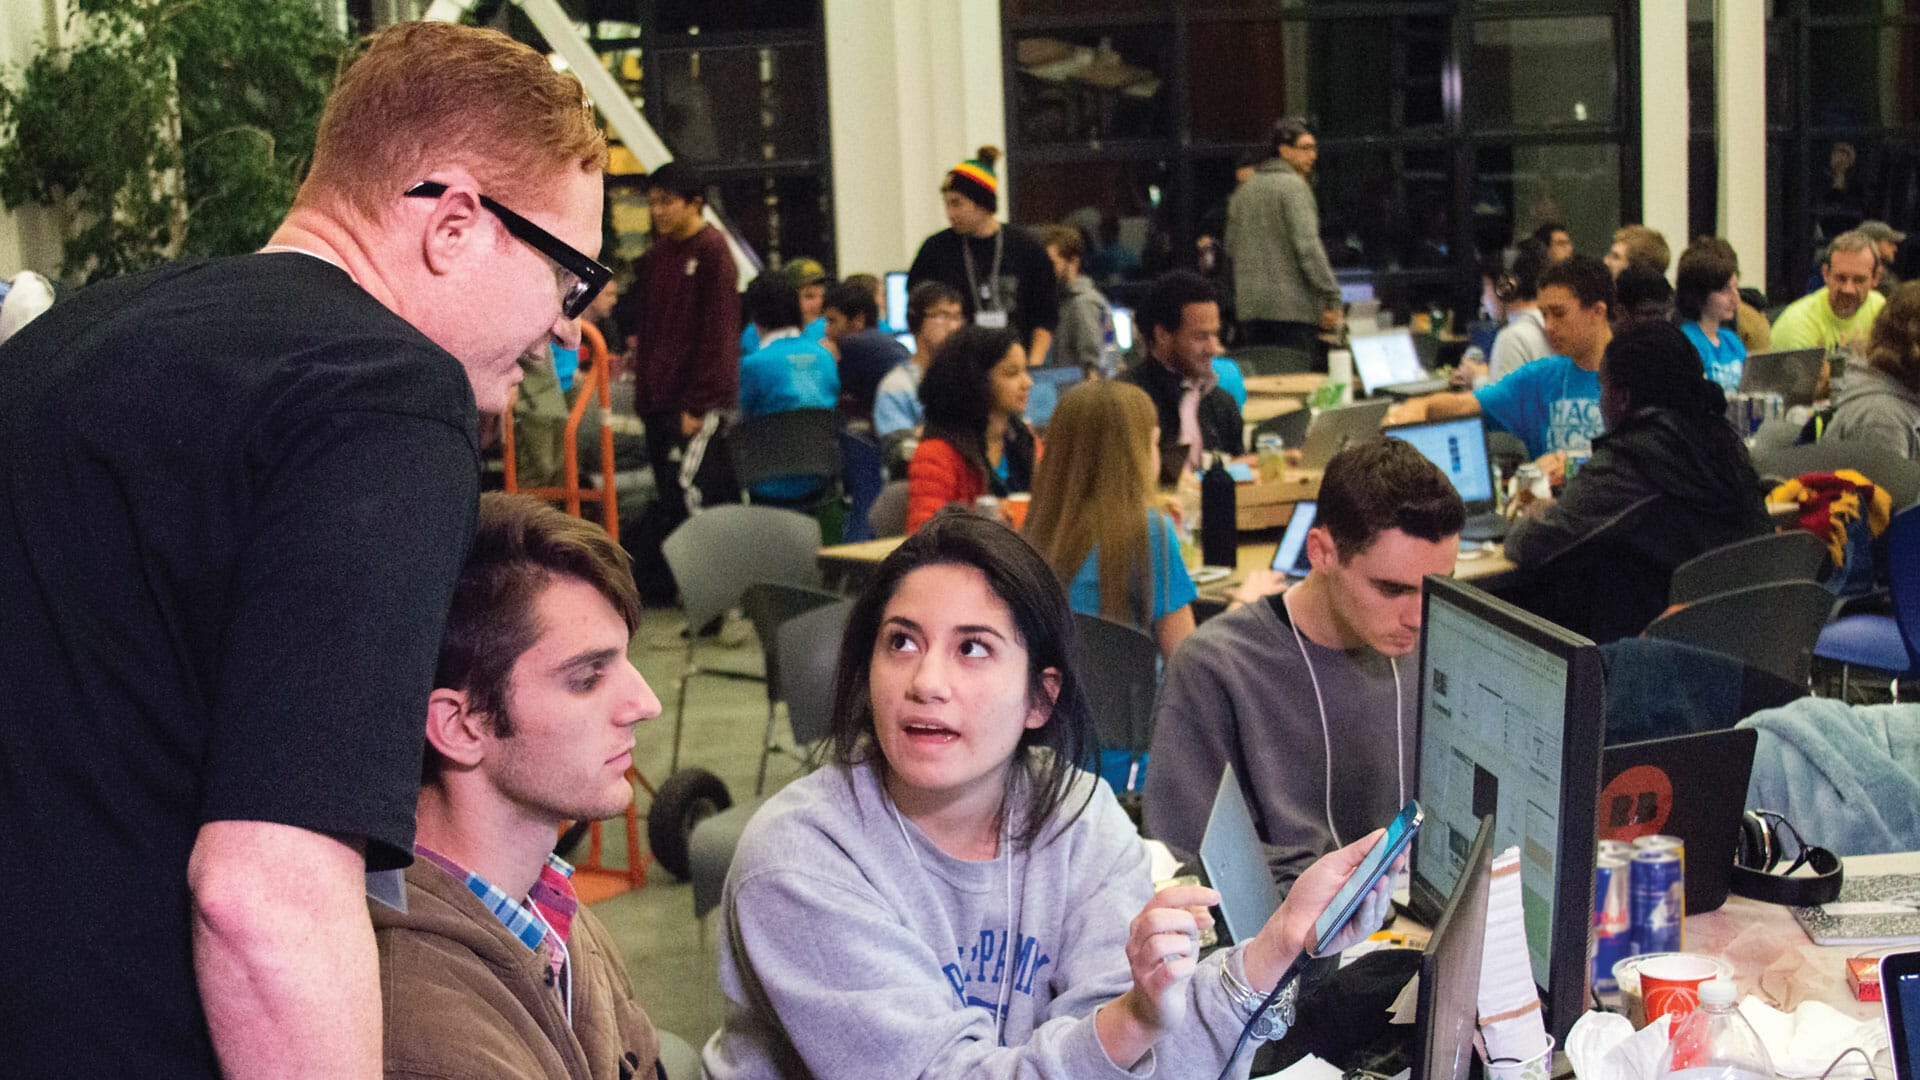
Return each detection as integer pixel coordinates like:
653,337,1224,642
1885,951,1920,1080
1311,799,1423,954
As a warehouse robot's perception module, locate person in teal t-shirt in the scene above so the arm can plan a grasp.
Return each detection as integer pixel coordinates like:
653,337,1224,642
1676,243,1749,393
738,275,839,503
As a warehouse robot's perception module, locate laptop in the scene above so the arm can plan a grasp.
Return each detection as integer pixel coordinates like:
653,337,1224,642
1383,416,1507,542
1024,366,1085,428
1739,348,1826,407
1598,728,1759,915
1297,399,1393,469
1199,764,1283,946
1111,306,1135,353
1352,328,1450,397
1268,500,1318,581
884,270,910,334
1410,813,1497,1080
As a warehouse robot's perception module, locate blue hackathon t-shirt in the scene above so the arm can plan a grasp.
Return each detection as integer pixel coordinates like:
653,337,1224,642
1680,321,1748,394
1472,354,1604,459
1067,510,1197,626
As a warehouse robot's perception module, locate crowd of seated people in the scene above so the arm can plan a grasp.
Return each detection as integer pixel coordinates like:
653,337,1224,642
10,26,1920,1078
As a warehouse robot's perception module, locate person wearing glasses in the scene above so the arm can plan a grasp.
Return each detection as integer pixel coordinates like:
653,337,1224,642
1226,117,1342,354
703,511,1396,1079
0,22,613,1079
631,160,742,523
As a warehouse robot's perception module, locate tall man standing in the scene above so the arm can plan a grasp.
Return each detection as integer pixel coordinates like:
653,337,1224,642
1226,118,1342,353
632,160,740,522
0,22,610,1077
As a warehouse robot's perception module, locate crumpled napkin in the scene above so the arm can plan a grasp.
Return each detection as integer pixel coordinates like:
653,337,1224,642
1565,1009,1672,1080
1736,997,1888,1079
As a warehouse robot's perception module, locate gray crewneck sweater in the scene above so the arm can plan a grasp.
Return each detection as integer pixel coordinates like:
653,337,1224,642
1143,593,1414,893
703,760,1264,1079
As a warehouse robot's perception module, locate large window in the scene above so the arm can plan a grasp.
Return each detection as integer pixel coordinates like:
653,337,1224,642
1002,1,1634,324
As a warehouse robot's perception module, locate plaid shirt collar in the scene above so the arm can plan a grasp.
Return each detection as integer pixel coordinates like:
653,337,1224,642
414,844,579,955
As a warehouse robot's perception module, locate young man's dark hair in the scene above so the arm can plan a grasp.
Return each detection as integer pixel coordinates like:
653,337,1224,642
823,279,879,330
1673,246,1740,322
1538,253,1616,311
1271,116,1313,153
906,280,962,336
1531,220,1569,249
1139,269,1217,341
1036,223,1085,263
743,273,803,333
1613,265,1674,324
1501,238,1552,304
1316,437,1466,557
432,493,641,745
645,160,705,204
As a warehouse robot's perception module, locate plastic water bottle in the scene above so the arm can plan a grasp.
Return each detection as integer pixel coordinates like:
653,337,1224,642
1657,979,1775,1080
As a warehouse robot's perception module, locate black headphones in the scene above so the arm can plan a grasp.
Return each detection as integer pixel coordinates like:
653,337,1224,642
1730,809,1844,906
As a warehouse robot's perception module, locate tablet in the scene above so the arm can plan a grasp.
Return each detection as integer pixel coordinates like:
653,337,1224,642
1885,949,1920,1080
1269,500,1317,579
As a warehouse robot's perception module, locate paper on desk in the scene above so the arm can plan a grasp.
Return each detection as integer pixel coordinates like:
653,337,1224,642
1254,1052,1346,1080
1479,846,1551,1065
1565,1009,1672,1080
1737,996,1889,1078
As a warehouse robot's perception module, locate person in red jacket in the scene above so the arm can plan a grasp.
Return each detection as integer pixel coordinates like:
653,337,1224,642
906,325,1039,531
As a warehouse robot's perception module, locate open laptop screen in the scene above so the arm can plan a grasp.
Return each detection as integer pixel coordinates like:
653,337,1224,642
1351,329,1427,391
1387,416,1496,505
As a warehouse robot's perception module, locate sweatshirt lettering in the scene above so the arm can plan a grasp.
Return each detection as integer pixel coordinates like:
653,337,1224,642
942,929,1052,1012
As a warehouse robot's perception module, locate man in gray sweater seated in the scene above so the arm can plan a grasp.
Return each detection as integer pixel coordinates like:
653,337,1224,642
1143,439,1465,892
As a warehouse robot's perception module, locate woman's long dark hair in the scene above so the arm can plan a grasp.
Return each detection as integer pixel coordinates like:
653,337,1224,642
918,324,1021,481
1603,320,1732,433
825,508,1098,848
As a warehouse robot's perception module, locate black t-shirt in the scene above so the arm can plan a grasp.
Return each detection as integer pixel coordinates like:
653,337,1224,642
836,327,911,424
907,225,1061,352
0,253,480,1075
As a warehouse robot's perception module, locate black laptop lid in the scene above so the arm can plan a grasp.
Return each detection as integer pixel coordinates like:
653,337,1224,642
1599,728,1759,914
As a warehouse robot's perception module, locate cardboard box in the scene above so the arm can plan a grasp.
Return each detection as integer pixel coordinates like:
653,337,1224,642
1236,470,1321,531
1848,956,1882,1002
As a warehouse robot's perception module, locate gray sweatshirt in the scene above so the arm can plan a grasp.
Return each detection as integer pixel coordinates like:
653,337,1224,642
1489,308,1551,383
1828,364,1920,461
1055,275,1117,376
1224,161,1341,325
1142,595,1414,894
703,760,1263,1079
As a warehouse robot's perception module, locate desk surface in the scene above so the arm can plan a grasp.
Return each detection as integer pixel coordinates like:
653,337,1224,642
1243,373,1328,397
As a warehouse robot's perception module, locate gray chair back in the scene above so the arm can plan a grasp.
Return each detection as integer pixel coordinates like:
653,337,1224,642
742,583,840,704
1753,438,1920,509
1669,530,1828,606
1070,613,1160,756
662,505,823,630
731,408,842,495
689,806,753,921
1644,581,1834,686
868,479,910,538
777,599,853,747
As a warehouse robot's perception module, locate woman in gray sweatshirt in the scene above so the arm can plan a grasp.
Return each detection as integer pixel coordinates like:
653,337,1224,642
703,510,1394,1079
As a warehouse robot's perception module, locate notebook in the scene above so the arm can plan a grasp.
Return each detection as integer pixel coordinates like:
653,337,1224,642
1598,728,1758,915
1739,348,1826,407
1352,328,1449,397
1199,764,1283,946
1794,875,1920,946
1297,400,1393,469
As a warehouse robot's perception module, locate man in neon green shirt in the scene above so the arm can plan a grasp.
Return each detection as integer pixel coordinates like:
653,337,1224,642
1772,230,1886,354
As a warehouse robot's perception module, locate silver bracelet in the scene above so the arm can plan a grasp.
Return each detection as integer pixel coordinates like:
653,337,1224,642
1220,954,1296,1042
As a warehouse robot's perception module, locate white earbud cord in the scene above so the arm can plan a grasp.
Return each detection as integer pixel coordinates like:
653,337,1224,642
890,793,1017,1046
1281,591,1406,849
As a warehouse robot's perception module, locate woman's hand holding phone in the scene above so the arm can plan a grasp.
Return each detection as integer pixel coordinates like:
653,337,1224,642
1240,830,1404,992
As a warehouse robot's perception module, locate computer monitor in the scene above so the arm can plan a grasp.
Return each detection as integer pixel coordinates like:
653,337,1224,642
1351,329,1429,393
884,270,910,333
1385,416,1498,511
1111,306,1135,353
1413,576,1605,1044
1341,281,1377,305
1412,812,1497,1080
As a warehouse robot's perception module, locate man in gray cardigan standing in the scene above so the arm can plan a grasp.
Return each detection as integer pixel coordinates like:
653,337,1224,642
1226,117,1342,354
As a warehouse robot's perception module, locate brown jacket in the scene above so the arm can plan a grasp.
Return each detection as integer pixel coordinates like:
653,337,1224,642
372,862,660,1080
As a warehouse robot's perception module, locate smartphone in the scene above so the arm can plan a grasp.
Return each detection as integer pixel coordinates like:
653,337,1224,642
1310,799,1424,955
1883,949,1920,1080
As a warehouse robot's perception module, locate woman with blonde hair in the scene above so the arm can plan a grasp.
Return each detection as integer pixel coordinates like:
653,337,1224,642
1024,381,1196,659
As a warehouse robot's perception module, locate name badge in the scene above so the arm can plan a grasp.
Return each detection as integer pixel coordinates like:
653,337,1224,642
974,310,1009,329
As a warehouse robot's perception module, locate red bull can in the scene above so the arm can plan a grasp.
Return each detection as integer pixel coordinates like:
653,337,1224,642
1630,847,1685,955
1592,850,1631,992
1598,839,1633,862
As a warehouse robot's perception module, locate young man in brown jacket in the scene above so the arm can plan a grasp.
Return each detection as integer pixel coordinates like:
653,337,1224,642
373,494,663,1079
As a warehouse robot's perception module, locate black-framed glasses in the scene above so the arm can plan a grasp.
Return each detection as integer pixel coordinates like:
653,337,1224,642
404,181,611,320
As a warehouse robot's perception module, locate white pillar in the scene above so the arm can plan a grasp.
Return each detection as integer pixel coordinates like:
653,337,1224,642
825,0,1004,276
1639,0,1689,276
0,0,68,279
1715,0,1766,288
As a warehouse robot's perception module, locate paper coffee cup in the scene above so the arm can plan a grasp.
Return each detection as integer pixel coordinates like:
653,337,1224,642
1477,1032,1555,1080
1637,953,1719,1025
1005,493,1031,531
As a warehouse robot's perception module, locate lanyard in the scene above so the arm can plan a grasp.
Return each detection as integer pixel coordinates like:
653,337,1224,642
960,229,1005,312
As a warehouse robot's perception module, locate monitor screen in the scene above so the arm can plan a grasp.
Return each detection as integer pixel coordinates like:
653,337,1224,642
1341,281,1377,304
1112,306,1135,353
1414,813,1497,1080
1413,576,1604,1043
1386,417,1496,505
1269,501,1317,578
885,271,910,333
1350,329,1427,391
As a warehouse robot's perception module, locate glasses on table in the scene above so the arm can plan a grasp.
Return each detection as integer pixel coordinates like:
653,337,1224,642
404,181,611,320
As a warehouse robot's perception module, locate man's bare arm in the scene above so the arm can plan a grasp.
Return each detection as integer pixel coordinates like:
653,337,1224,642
191,821,381,1080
